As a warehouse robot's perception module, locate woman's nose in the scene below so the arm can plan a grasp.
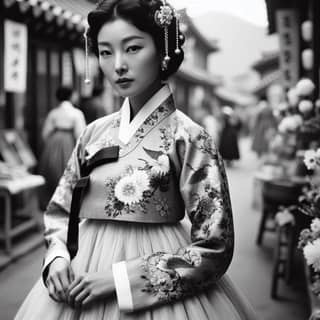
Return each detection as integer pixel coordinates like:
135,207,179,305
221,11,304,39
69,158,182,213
115,54,128,76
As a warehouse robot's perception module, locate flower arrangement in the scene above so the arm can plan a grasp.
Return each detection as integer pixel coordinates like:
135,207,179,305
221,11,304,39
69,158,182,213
296,149,320,296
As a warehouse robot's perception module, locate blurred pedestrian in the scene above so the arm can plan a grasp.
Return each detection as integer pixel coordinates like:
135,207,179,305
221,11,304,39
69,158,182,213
79,84,107,124
38,86,86,209
251,99,278,157
218,106,241,166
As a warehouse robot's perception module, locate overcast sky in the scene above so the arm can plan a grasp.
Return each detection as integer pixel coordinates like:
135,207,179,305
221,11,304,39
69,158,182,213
170,0,268,27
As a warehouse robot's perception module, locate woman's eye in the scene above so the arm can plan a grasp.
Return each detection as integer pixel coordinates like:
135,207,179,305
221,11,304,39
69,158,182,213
127,45,142,53
99,50,111,57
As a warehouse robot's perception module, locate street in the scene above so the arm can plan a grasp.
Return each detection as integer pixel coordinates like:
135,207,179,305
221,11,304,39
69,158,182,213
0,138,309,320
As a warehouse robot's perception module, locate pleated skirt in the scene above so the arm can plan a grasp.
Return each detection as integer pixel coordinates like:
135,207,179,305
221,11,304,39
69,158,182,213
15,218,257,320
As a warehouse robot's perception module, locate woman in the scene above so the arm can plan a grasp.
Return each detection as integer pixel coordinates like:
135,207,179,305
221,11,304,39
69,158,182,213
38,86,86,209
218,106,241,167
15,1,256,319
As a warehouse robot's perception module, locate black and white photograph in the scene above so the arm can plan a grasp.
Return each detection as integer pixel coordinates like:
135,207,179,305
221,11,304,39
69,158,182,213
1,0,320,319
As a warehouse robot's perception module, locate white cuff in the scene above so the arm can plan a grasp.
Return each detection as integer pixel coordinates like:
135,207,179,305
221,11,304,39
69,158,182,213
112,261,133,312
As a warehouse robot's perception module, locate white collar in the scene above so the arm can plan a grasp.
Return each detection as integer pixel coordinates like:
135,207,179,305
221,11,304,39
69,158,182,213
118,84,171,145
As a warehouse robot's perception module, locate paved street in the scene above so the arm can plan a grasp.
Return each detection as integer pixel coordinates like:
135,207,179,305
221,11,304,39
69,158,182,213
0,137,309,319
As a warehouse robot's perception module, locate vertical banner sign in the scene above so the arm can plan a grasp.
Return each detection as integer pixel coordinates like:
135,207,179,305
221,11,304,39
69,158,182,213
62,51,73,86
4,20,28,92
276,9,300,90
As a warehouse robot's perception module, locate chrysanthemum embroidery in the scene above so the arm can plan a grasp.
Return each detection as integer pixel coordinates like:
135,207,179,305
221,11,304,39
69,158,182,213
104,168,150,217
104,150,172,217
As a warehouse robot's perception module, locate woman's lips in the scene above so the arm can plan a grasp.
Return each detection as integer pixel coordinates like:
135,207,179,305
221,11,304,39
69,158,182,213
116,78,134,88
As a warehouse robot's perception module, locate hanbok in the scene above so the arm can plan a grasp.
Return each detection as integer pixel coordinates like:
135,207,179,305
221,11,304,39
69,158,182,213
38,101,86,209
16,85,256,319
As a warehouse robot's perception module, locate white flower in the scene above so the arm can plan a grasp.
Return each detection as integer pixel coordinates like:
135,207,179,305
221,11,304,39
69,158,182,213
298,99,314,113
311,218,320,233
287,87,299,106
296,78,315,96
278,115,303,133
304,149,317,170
303,239,320,272
151,154,170,176
131,170,150,192
114,175,143,205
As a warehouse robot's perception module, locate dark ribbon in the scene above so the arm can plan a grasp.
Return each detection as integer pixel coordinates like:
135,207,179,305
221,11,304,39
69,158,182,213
66,145,119,259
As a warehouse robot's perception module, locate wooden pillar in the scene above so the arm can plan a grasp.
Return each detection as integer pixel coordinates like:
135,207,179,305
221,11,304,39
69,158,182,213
311,0,320,99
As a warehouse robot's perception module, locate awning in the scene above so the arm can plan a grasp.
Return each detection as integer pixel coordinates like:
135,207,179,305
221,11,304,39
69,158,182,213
215,86,257,106
4,0,96,33
252,70,282,95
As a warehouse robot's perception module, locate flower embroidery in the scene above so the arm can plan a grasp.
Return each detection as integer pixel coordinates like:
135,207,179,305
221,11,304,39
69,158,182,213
114,170,150,205
151,154,170,176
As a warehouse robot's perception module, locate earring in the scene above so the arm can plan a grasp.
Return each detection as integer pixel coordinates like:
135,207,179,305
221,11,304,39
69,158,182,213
83,26,91,84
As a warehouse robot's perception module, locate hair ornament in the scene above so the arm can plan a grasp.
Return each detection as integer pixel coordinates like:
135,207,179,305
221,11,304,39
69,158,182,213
83,26,91,84
154,0,181,71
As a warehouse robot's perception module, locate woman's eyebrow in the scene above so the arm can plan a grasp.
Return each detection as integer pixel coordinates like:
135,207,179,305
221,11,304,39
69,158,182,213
98,35,144,46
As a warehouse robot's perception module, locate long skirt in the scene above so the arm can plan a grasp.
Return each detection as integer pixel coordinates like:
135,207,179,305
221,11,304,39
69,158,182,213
15,218,257,319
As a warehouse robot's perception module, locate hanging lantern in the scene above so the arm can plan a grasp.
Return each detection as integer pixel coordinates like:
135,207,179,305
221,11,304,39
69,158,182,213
301,20,313,42
302,48,313,70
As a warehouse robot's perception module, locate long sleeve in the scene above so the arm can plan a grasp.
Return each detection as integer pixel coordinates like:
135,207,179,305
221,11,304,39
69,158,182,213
112,126,234,312
41,135,84,281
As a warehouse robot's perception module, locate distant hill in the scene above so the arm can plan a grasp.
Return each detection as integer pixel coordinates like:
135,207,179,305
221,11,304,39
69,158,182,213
194,11,279,87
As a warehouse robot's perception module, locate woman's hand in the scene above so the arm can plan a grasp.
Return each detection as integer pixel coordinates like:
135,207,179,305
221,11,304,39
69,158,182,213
46,257,74,303
67,271,115,308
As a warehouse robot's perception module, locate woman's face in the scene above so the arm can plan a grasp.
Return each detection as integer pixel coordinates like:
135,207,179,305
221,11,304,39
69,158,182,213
97,18,161,98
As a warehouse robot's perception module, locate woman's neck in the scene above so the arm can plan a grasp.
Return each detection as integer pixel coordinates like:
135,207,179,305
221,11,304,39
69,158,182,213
129,80,163,119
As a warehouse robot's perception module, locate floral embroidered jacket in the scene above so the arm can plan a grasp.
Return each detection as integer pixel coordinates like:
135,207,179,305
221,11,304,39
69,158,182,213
43,85,234,312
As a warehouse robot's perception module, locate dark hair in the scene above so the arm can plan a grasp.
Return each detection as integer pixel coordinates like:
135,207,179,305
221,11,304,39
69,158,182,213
87,0,185,80
92,84,105,97
56,86,73,102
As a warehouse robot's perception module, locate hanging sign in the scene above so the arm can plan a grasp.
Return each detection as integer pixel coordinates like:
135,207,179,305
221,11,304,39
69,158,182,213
61,51,73,86
276,9,300,89
4,20,28,93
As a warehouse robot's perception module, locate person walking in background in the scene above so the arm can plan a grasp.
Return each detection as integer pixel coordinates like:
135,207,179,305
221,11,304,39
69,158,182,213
79,84,107,124
251,84,284,159
218,106,241,167
15,1,256,319
38,86,86,210
251,99,278,158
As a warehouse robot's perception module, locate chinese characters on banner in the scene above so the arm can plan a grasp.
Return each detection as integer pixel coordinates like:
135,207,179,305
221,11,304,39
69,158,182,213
61,51,73,86
276,9,300,90
4,20,28,93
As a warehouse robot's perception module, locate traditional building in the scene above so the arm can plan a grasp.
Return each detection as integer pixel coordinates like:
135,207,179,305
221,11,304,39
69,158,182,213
173,9,221,115
251,51,282,98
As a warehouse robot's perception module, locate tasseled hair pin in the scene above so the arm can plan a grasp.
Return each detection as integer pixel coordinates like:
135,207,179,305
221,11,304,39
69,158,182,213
84,25,91,84
154,0,181,71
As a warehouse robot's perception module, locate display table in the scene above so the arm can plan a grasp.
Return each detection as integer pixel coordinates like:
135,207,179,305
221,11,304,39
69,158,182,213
0,174,45,254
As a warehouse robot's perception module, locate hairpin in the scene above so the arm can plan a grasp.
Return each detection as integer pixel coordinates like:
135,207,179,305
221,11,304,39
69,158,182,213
154,0,181,71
